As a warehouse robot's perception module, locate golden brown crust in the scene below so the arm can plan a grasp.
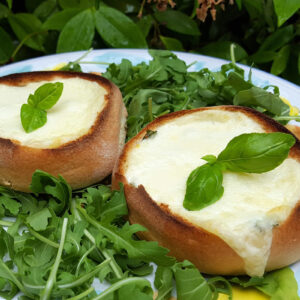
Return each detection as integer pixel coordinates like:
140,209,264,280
0,71,127,192
286,124,300,140
113,105,300,275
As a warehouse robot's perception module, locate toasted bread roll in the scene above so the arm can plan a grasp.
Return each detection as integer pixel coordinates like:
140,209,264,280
113,106,300,276
0,71,127,192
286,124,300,140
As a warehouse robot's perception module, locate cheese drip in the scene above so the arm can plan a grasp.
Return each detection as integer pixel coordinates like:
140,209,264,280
125,110,300,276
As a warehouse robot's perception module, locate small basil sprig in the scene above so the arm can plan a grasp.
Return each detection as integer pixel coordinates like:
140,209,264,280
21,82,63,133
183,132,296,211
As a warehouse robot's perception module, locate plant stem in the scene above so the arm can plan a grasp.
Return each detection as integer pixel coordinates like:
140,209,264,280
22,260,111,291
11,31,46,61
75,245,96,276
27,226,59,248
91,277,150,300
40,218,68,300
0,259,32,297
230,43,236,65
71,199,123,279
0,219,14,227
274,116,300,121
73,48,93,64
148,97,153,122
59,259,111,289
83,228,123,279
68,286,95,300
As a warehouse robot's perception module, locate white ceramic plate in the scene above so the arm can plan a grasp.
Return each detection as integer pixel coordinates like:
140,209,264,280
0,49,300,297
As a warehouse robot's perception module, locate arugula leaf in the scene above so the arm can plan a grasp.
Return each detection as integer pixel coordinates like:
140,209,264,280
30,170,71,214
154,266,173,300
257,268,300,300
233,87,290,117
173,261,214,300
230,268,300,300
26,208,52,231
79,207,175,266
20,82,63,133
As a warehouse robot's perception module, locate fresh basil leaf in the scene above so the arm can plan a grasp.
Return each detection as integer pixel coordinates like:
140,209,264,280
233,87,290,117
271,45,291,76
94,6,147,48
218,133,296,173
155,10,200,36
274,0,300,27
42,8,82,30
160,35,184,51
173,261,214,300
30,82,63,110
21,82,63,133
57,9,95,53
8,13,45,51
20,104,47,133
0,27,14,64
202,155,217,164
183,163,224,211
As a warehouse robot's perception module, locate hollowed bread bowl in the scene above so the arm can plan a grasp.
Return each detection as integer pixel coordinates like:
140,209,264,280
113,106,300,276
0,71,126,192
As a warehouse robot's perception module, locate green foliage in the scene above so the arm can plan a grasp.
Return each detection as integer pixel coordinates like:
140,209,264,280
0,0,299,83
0,170,176,299
102,51,298,141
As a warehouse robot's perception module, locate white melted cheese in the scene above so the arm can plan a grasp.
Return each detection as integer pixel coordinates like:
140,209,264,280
0,78,107,148
124,110,300,276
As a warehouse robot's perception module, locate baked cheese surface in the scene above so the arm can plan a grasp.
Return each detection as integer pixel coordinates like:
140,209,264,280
0,78,107,148
124,110,300,276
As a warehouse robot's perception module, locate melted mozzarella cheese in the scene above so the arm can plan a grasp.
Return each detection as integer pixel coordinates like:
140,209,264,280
0,78,107,148
125,110,300,276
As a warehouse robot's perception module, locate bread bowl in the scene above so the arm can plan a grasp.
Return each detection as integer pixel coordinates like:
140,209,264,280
0,71,126,192
112,106,300,277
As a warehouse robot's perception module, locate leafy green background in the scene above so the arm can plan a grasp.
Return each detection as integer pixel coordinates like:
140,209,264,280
0,0,299,84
